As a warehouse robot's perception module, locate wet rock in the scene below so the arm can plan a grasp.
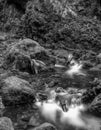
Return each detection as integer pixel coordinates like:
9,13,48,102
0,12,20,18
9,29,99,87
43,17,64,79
55,87,67,93
0,117,14,130
81,80,101,104
81,60,94,70
28,115,41,127
47,80,59,88
28,123,56,130
54,49,69,59
1,76,35,106
87,93,101,117
53,49,69,65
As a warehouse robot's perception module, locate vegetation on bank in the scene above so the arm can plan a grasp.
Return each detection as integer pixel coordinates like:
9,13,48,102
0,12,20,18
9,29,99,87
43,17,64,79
0,0,101,51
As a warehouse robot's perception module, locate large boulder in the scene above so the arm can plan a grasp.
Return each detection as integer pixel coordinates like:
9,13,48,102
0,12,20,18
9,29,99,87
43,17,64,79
3,38,50,73
15,38,46,58
0,117,14,130
1,76,35,106
5,38,46,60
16,39,52,64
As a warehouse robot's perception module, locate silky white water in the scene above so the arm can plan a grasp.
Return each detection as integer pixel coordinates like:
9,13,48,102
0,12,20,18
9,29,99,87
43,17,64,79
35,100,101,130
65,60,86,77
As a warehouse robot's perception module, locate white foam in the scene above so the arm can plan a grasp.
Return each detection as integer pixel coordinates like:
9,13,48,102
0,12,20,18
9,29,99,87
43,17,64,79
65,62,86,77
61,105,86,128
35,101,62,124
35,100,101,130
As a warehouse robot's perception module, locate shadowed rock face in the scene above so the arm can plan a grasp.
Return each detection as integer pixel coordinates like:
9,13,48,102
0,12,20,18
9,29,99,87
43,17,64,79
87,93,101,118
5,38,45,59
7,0,29,11
1,76,35,106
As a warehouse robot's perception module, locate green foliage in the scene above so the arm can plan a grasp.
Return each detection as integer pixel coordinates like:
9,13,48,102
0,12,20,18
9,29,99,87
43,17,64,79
19,0,63,43
18,0,101,52
0,0,101,52
0,0,23,32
